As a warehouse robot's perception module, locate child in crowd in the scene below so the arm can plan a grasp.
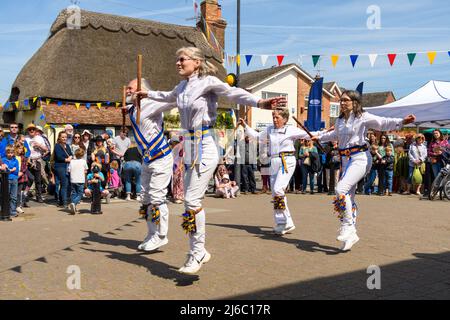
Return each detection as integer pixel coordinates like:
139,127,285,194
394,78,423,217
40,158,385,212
107,160,122,198
221,174,237,198
68,148,88,214
364,144,381,195
84,162,111,203
1,145,19,218
15,142,29,214
214,164,239,199
382,146,395,196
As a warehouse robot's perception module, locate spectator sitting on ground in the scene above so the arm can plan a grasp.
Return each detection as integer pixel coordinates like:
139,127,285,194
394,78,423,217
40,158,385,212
84,162,111,203
215,164,238,198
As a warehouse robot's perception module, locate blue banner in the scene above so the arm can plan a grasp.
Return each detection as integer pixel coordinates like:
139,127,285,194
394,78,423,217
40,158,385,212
305,77,324,131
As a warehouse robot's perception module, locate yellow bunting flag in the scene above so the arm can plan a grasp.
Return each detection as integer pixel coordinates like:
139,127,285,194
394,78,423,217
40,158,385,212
39,105,43,111
236,54,241,67
116,102,120,108
44,124,50,129
427,51,437,65
46,98,51,106
75,103,81,110
33,97,38,103
0,103,2,109
331,55,339,67
96,103,102,109
15,101,20,108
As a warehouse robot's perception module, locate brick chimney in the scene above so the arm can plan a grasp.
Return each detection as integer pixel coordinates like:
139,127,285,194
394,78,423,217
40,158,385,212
197,0,227,50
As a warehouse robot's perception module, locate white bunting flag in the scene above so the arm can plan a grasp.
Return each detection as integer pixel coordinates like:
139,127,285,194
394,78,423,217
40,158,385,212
260,55,269,67
368,54,378,67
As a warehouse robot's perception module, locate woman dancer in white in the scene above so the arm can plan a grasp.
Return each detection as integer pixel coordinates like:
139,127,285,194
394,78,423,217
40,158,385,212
314,90,415,251
137,47,286,274
239,109,310,235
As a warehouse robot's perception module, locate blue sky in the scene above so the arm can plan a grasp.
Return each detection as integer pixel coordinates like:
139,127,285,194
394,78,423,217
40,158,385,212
1,0,450,104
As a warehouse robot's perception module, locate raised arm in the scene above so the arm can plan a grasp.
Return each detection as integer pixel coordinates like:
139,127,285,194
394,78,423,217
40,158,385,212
317,129,338,143
364,112,415,132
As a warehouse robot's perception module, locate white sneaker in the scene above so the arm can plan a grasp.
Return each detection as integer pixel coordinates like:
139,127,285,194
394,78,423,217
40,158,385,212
137,234,152,250
68,203,77,215
178,251,211,274
340,233,360,251
136,195,143,202
16,207,24,214
273,224,296,235
337,225,356,242
105,193,112,204
126,194,131,201
142,236,168,252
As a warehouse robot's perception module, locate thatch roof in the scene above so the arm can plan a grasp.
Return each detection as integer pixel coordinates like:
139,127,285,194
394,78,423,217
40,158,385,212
363,91,396,108
9,9,226,104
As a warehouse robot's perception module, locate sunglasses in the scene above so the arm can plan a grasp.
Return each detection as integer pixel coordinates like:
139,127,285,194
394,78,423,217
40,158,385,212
176,57,193,63
74,136,81,139
10,126,18,129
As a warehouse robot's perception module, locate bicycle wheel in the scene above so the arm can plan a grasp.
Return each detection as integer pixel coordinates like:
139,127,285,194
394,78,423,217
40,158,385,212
429,174,443,200
443,179,450,201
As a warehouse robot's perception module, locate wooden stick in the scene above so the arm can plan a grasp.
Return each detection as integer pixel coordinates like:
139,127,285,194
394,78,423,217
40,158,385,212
136,54,143,124
122,85,127,131
292,116,326,153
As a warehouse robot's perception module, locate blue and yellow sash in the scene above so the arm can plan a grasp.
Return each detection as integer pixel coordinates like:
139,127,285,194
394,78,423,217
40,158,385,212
129,106,171,164
185,126,211,169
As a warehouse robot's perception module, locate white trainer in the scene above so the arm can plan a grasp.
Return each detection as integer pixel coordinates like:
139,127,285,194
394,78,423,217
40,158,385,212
142,236,168,252
68,203,77,215
16,207,24,214
340,233,360,251
136,195,143,202
178,251,211,274
273,224,295,235
137,234,152,250
337,225,356,242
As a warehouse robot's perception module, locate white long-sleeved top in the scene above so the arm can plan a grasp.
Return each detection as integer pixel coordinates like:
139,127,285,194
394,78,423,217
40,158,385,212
245,124,309,157
408,142,427,167
127,98,176,144
317,112,404,149
147,74,260,130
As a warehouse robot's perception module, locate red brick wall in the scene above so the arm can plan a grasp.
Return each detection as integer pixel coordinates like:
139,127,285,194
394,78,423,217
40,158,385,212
199,0,227,50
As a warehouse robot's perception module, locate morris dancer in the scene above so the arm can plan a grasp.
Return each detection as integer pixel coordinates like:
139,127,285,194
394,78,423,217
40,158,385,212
239,108,311,235
313,90,415,251
137,46,286,274
126,78,175,252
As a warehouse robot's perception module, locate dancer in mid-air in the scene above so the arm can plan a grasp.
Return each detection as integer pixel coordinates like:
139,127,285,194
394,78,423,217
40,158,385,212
136,46,286,274
313,90,415,251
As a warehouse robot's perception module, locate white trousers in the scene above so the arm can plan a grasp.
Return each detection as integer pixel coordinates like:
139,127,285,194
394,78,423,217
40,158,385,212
270,155,296,227
141,154,173,238
335,151,372,228
184,136,219,260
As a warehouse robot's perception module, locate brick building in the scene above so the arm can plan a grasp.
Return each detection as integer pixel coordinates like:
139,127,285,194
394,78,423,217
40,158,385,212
2,1,228,144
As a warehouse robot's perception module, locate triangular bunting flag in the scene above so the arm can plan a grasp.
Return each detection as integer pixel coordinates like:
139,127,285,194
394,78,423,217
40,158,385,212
4,102,10,110
106,101,111,106
407,53,416,66
276,55,285,66
312,55,321,67
86,103,91,110
57,101,63,107
44,124,50,129
331,55,339,67
24,99,29,106
75,103,81,110
236,55,241,67
39,106,43,111
427,51,437,65
46,98,51,106
368,54,378,67
15,101,19,108
96,103,102,109
387,54,397,66
39,114,46,120
245,55,253,66
116,102,121,108
350,55,359,68
260,55,269,66
33,97,38,103
356,82,364,95
0,103,2,109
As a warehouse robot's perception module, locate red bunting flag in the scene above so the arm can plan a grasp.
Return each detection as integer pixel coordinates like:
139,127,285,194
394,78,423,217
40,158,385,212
277,55,285,66
387,54,397,66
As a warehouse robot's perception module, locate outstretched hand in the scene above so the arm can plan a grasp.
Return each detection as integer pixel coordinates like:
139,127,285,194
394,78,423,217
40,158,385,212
237,118,247,128
257,96,288,110
403,114,416,125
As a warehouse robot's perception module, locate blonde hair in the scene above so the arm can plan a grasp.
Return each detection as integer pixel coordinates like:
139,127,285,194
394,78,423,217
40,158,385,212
273,108,290,121
110,160,119,170
385,146,392,153
176,46,218,77
75,148,85,159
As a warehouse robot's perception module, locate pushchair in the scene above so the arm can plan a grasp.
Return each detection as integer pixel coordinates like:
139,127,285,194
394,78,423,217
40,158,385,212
429,146,450,200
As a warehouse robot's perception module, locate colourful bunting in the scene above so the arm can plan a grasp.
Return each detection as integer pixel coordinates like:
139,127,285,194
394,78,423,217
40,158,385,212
75,103,80,110
350,55,359,68
236,55,241,67
276,55,285,66
427,51,437,65
115,102,121,108
368,54,378,67
407,53,416,66
387,54,397,66
33,97,38,103
57,101,63,107
24,99,29,106
46,98,51,106
331,55,339,67
4,102,10,110
245,55,253,66
15,101,19,108
86,103,91,110
312,55,321,67
39,114,46,120
96,102,102,109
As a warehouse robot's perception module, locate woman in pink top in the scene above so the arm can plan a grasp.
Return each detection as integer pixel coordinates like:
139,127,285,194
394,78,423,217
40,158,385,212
428,129,449,179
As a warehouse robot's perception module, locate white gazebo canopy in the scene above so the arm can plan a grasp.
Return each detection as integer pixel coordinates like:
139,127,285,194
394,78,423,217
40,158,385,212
368,80,450,128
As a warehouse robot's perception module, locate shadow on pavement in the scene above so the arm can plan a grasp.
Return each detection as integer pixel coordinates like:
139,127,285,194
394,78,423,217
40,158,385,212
80,231,199,286
208,223,342,255
225,251,450,300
